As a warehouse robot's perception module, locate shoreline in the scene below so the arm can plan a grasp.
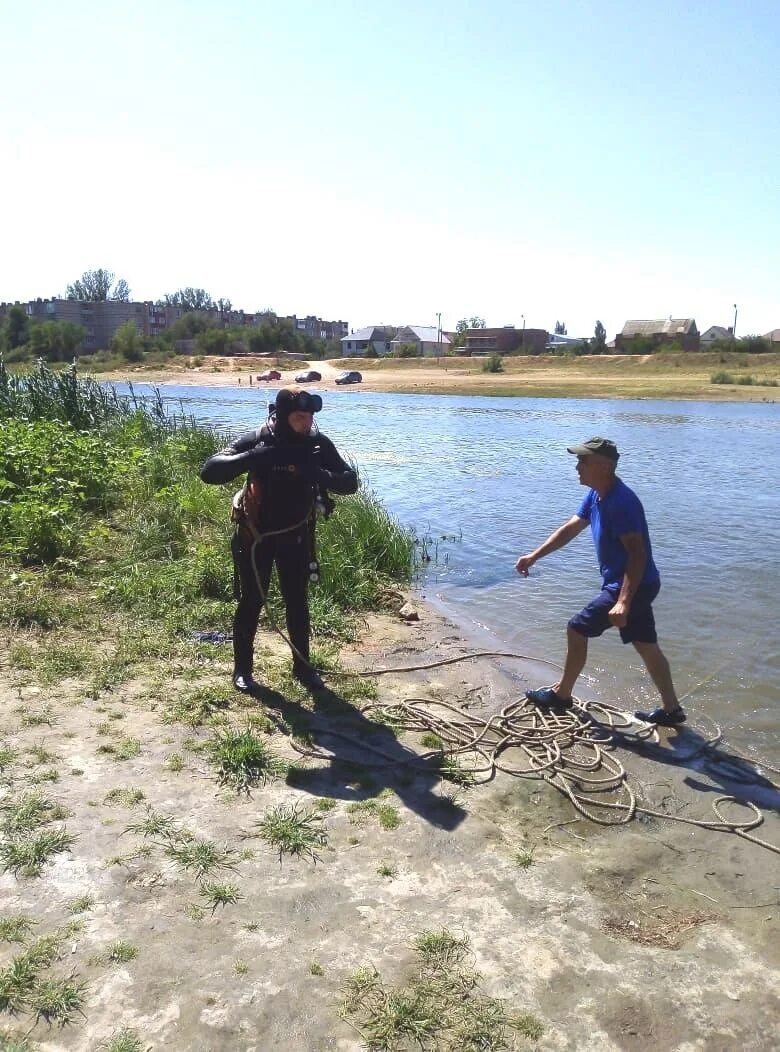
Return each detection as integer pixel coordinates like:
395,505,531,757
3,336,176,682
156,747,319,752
94,350,780,404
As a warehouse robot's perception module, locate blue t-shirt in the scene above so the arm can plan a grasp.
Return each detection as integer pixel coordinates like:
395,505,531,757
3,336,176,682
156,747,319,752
577,478,660,592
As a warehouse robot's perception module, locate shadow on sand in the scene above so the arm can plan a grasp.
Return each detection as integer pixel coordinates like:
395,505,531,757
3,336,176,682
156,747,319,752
246,680,467,833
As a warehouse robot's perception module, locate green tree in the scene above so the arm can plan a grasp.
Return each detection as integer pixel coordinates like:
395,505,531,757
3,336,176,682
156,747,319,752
163,288,216,311
196,327,230,355
593,320,607,351
66,268,131,301
27,321,85,361
111,320,144,361
5,304,30,348
554,320,567,335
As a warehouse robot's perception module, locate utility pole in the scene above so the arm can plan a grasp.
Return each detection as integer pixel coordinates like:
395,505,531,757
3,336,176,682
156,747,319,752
521,313,525,353
436,311,442,364
733,303,738,340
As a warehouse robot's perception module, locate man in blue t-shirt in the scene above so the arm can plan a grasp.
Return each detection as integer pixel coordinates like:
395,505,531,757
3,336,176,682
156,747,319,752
515,437,685,727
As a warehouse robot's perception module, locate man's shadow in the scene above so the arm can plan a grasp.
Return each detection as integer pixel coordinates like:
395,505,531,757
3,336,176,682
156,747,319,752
247,681,467,832
585,712,780,814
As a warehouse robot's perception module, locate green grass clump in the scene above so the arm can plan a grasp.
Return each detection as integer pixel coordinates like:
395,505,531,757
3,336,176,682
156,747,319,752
341,930,543,1049
711,370,734,384
66,895,95,915
30,975,87,1026
208,726,287,793
164,838,237,881
0,827,77,877
347,799,401,831
0,791,69,835
98,737,141,761
257,803,328,863
103,1029,146,1052
0,916,35,943
163,684,233,728
104,788,145,808
105,941,138,964
198,881,242,913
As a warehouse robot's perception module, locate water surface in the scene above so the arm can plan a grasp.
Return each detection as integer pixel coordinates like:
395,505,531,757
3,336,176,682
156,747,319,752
116,382,779,759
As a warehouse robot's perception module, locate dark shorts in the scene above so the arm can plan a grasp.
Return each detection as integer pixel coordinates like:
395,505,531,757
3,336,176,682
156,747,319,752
568,581,660,644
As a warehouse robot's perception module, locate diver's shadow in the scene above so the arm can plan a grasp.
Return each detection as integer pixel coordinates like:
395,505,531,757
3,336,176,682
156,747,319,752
586,713,780,813
247,682,466,832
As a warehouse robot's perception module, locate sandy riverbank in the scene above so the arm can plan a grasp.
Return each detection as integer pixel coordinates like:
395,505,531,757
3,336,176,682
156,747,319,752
2,592,778,1050
97,351,780,402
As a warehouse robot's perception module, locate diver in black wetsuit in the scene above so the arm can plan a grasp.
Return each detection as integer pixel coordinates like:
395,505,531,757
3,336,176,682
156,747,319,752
200,387,358,693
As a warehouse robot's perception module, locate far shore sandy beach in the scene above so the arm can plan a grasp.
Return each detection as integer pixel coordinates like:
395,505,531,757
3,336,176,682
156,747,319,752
96,350,780,403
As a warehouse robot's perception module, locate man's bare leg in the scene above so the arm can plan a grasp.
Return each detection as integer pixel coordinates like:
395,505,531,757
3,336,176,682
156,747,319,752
555,625,589,700
632,640,679,711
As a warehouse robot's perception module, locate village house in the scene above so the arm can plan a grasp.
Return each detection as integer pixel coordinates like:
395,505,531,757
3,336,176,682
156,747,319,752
389,325,452,357
340,326,395,357
615,318,699,352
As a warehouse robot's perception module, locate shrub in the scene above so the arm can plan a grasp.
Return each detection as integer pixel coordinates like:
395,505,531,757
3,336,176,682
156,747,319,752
711,371,734,384
481,353,503,373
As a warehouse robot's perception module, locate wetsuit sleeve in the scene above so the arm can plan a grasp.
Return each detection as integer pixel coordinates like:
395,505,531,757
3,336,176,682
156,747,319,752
200,428,270,485
316,435,359,495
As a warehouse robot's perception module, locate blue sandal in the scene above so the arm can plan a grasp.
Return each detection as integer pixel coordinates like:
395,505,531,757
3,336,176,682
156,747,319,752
526,686,573,709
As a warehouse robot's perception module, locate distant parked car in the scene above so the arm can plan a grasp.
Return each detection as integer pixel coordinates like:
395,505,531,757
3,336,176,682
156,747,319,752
334,370,363,385
256,369,281,381
295,369,322,383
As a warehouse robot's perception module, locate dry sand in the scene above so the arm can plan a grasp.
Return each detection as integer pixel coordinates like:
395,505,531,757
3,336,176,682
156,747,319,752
1,598,778,1050
98,351,780,403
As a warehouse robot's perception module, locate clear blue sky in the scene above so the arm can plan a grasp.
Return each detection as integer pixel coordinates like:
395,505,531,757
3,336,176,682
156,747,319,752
2,0,778,338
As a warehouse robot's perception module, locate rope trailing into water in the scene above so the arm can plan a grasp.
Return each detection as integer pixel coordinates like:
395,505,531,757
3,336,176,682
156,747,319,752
285,689,780,856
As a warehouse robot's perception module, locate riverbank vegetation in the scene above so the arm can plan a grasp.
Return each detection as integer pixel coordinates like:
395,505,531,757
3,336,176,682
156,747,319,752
0,360,416,653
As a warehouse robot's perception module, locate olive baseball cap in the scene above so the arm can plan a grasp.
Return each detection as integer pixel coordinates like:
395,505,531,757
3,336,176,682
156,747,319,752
566,437,619,462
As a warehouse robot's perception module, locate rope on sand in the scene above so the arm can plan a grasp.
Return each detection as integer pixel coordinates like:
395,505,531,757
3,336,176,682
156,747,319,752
286,669,780,855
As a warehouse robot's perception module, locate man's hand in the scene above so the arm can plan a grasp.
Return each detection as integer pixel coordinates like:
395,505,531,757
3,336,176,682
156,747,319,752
608,599,629,627
515,554,536,577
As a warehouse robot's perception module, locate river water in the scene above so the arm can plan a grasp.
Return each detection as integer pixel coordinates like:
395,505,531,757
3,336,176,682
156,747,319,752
116,382,779,759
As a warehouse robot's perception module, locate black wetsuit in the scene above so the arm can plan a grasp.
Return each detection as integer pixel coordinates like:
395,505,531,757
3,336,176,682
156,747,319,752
200,423,358,677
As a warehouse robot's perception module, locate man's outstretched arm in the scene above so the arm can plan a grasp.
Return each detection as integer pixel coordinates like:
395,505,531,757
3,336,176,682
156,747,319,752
515,515,588,576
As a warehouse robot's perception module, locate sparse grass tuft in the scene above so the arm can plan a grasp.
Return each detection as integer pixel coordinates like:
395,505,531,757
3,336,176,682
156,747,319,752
377,862,397,878
257,803,328,863
122,807,178,839
347,799,401,831
198,881,242,913
0,916,35,944
164,838,237,881
19,706,58,727
163,684,233,727
30,975,87,1027
98,737,141,761
165,753,184,772
309,961,324,976
105,941,138,964
0,745,16,772
66,895,95,915
513,849,535,869
208,726,287,793
104,788,145,808
233,959,249,976
0,827,77,877
512,1011,545,1040
0,791,69,835
341,929,543,1049
104,1028,146,1052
